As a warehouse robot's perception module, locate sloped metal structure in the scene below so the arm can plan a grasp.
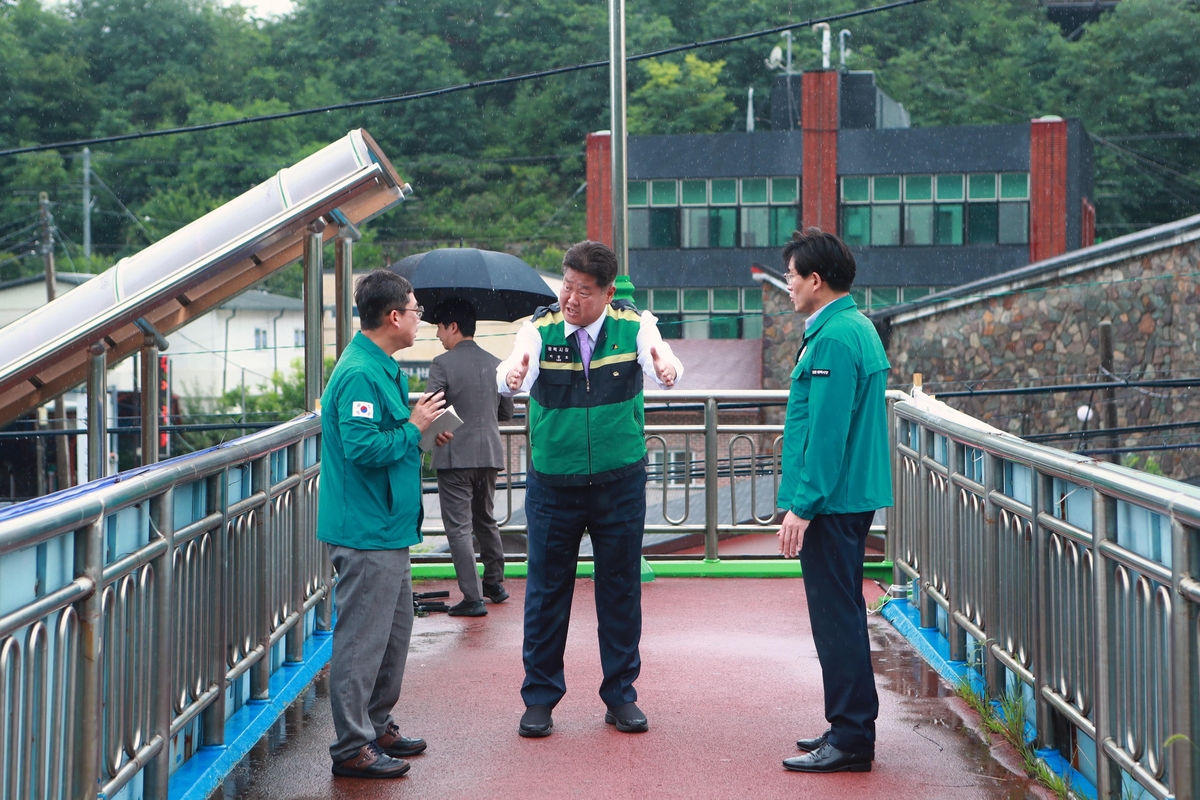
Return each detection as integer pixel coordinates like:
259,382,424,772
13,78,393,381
0,128,409,426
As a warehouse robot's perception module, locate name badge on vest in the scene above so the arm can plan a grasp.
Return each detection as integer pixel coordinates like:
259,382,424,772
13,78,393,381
544,345,572,363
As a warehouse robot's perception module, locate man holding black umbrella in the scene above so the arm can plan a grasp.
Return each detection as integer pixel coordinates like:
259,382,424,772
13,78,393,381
498,240,683,739
427,297,514,617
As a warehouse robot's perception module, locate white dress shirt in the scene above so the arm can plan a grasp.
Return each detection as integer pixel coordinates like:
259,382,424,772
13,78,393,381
497,309,684,396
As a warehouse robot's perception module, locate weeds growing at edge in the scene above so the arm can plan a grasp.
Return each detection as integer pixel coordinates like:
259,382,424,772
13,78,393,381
954,678,1074,800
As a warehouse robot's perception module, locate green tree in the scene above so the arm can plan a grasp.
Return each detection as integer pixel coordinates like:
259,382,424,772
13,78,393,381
628,54,736,135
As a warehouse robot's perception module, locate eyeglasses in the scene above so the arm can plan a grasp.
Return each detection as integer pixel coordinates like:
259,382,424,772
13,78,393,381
785,271,800,284
397,305,424,320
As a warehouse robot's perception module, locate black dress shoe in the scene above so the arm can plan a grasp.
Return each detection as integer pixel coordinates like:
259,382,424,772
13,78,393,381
604,702,649,733
482,582,509,603
519,704,553,737
377,722,427,757
331,743,410,779
783,741,873,773
447,599,487,617
796,730,831,752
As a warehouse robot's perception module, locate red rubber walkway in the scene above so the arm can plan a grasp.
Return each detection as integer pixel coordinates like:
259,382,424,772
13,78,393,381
222,577,1049,800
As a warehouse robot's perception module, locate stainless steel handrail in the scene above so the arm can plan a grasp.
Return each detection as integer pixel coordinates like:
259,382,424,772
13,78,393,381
891,389,1198,800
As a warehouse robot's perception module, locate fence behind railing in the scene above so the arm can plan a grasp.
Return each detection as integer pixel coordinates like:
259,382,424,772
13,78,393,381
890,389,1199,800
0,414,326,800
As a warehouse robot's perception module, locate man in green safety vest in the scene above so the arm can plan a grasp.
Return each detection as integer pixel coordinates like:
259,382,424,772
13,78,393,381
498,240,683,739
774,229,893,775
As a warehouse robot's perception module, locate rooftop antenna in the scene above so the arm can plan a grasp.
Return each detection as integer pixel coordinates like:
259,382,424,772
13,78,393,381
766,30,798,130
839,29,852,68
813,22,831,69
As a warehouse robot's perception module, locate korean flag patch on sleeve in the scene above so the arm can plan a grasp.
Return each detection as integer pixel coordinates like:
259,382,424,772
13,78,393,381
351,401,374,419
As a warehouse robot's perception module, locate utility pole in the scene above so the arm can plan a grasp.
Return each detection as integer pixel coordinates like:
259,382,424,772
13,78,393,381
40,192,72,490
1099,321,1119,464
82,147,92,260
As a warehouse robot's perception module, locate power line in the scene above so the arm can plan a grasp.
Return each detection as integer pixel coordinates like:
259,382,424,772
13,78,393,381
0,0,933,158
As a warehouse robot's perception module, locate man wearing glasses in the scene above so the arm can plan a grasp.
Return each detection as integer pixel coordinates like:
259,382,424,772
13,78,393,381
775,229,892,774
318,270,451,780
498,240,683,738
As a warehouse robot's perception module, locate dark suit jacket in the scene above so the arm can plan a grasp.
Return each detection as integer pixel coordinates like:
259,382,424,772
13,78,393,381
427,340,514,470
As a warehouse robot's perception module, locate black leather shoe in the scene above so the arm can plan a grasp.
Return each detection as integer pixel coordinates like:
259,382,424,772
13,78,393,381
331,743,410,779
796,730,831,752
604,702,649,733
447,599,487,617
482,582,509,603
377,722,427,757
783,741,873,773
519,704,553,738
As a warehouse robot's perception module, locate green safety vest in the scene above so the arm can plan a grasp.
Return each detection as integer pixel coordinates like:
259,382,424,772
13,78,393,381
527,300,646,486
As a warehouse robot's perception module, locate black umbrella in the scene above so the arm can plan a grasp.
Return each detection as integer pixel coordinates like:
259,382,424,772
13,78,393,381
387,248,557,322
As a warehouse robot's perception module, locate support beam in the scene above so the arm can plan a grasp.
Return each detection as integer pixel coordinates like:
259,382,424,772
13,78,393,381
334,231,356,358
140,335,160,466
304,221,326,410
87,343,106,482
609,0,628,275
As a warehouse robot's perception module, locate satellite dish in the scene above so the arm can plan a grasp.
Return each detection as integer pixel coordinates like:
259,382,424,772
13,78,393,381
765,45,784,70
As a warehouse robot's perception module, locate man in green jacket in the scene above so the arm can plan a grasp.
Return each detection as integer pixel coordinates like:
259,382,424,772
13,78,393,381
318,270,451,780
775,229,893,775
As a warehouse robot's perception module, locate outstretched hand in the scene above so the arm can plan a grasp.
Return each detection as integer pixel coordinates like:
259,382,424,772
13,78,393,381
651,346,677,387
506,353,530,391
408,390,446,432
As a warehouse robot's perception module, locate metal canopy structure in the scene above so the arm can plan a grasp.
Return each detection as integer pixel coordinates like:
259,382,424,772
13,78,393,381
0,128,409,428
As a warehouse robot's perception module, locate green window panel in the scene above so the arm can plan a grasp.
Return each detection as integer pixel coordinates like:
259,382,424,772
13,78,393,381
873,176,901,203
681,208,709,248
902,286,933,301
968,174,997,201
628,181,648,206
632,289,649,311
1000,173,1029,200
935,204,964,245
711,179,738,205
742,289,763,311
936,174,964,201
683,288,710,312
712,288,740,311
649,208,680,247
681,179,707,205
741,178,768,204
998,202,1029,244
771,207,798,246
740,207,770,248
905,175,933,202
842,206,870,246
652,289,679,312
871,205,901,246
968,203,999,245
870,287,899,309
709,207,738,247
772,177,798,204
842,176,870,203
656,313,683,339
905,205,934,246
710,315,740,339
850,287,868,309
652,180,678,206
629,209,650,248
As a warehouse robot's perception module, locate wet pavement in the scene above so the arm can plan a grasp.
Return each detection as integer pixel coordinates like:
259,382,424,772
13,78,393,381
214,577,1050,800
